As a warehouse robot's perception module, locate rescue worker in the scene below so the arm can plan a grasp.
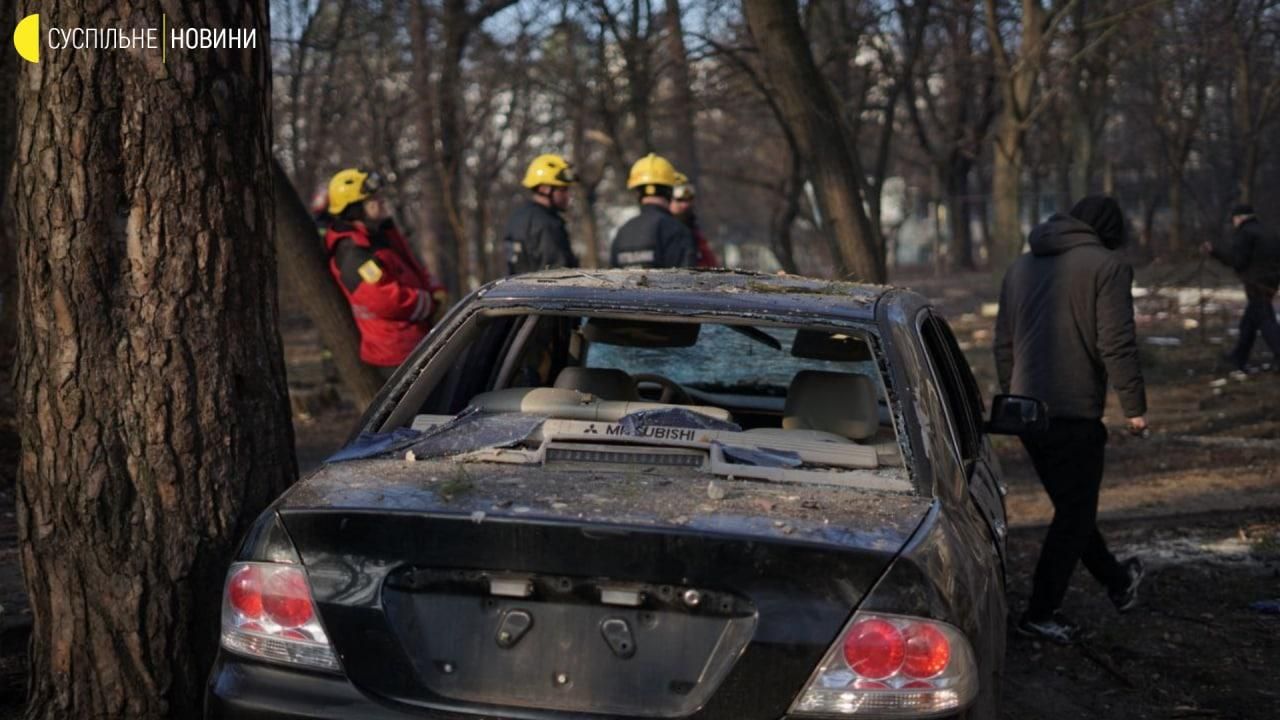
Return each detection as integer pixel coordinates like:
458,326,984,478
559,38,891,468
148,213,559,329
609,153,697,268
1201,205,1280,372
324,168,446,371
504,154,580,275
671,172,719,268
995,195,1146,644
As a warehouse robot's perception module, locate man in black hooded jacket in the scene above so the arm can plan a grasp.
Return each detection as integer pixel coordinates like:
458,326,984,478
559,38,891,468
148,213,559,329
1202,205,1280,371
995,195,1147,644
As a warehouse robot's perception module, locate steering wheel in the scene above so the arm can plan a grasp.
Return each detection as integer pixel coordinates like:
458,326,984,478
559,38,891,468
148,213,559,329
632,373,689,404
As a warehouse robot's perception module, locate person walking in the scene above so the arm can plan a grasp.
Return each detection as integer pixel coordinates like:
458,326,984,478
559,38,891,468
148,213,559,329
323,168,446,372
994,195,1147,644
610,153,697,269
1201,204,1280,372
671,173,719,268
504,154,579,275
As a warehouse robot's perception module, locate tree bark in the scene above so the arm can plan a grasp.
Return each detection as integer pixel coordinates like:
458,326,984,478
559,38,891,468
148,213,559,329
946,161,976,271
272,159,385,407
1,0,18,370
742,0,884,282
410,0,457,298
1168,172,1183,255
570,99,603,270
984,0,1053,269
11,1,296,717
991,118,1025,265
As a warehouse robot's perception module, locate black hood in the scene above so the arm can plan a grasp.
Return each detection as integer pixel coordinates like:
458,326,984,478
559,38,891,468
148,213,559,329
1070,195,1126,249
1029,214,1104,257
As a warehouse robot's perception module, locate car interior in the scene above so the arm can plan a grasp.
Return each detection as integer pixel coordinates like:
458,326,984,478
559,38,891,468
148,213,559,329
388,311,906,477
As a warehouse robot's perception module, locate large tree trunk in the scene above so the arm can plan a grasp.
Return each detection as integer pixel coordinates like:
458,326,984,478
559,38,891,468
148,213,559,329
946,162,976,271
272,159,385,408
984,0,1049,269
576,184,603,270
436,1,471,291
11,2,296,717
1068,109,1096,201
570,103,602,270
742,0,884,282
1168,172,1184,256
990,119,1024,267
409,0,457,298
1,0,18,368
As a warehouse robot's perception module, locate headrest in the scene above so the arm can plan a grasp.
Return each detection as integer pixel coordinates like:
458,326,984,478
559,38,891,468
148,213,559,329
783,371,879,441
553,367,640,402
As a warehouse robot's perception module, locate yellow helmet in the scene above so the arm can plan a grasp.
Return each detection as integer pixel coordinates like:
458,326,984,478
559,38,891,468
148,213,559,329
328,168,385,214
522,154,578,189
626,153,679,191
672,172,695,200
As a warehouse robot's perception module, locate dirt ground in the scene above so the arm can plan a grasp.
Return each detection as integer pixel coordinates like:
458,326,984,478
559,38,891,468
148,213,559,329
0,265,1277,718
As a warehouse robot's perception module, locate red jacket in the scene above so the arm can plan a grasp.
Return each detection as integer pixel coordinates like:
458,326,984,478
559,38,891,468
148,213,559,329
694,227,719,268
325,219,443,367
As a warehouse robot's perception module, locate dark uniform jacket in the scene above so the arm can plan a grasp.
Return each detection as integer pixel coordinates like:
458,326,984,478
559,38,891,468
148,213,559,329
503,200,576,275
610,204,698,269
325,219,442,367
994,214,1147,420
1211,218,1280,298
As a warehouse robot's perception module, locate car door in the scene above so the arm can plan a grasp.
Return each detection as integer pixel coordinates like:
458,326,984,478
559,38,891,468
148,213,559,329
918,312,1008,568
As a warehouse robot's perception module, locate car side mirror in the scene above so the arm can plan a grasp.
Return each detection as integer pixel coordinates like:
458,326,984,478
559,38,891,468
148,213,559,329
986,394,1048,435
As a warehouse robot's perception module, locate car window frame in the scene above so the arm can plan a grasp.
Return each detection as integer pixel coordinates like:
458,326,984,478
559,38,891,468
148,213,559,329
915,309,984,469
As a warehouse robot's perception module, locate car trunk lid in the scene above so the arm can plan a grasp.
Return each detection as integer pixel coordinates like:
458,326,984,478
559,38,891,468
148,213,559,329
278,460,932,717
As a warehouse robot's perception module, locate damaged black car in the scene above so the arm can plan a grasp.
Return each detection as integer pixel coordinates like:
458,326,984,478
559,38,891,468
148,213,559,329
205,269,1044,719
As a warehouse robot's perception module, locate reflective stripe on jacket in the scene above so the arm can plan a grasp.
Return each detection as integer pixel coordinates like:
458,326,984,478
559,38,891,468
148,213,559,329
325,219,442,367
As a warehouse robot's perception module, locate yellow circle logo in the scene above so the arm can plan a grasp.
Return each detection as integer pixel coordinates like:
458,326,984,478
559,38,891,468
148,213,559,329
13,14,39,63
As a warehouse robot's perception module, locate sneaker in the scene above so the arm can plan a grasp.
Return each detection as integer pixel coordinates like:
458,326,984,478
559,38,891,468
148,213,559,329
1016,612,1079,645
1109,557,1145,613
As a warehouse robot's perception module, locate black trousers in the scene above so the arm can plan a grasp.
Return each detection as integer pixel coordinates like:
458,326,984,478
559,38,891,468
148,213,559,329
1229,287,1280,368
1021,418,1128,620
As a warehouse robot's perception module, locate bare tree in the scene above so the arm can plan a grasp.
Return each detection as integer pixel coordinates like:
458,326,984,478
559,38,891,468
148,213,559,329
11,1,295,717
1226,0,1280,204
1064,0,1119,199
906,0,997,269
411,0,518,298
700,31,808,274
742,0,885,281
1128,0,1217,253
268,0,1280,279
983,0,1076,266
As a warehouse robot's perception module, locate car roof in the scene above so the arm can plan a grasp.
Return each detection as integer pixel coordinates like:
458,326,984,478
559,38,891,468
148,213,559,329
475,268,911,323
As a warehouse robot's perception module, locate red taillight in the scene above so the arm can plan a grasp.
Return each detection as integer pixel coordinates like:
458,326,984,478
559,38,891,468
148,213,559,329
791,612,979,716
843,618,905,680
903,622,950,679
262,568,315,628
221,561,340,672
228,565,264,619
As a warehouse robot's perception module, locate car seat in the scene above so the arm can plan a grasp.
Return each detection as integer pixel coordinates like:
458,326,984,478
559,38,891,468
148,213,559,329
746,370,880,444
552,367,641,402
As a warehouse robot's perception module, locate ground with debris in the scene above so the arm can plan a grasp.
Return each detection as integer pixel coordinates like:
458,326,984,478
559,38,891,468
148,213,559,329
1,265,1278,718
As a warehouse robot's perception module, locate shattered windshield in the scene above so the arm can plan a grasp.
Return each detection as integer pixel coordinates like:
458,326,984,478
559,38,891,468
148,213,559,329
586,324,878,390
